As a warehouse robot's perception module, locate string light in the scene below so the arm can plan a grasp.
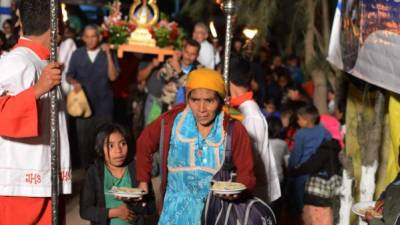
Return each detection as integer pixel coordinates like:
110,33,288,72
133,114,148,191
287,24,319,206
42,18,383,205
209,21,218,38
242,28,258,40
61,3,68,22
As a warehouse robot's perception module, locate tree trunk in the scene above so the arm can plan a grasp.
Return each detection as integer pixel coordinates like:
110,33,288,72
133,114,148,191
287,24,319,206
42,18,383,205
339,169,354,225
311,69,329,114
333,70,345,100
304,0,329,114
357,90,386,225
304,0,316,65
365,91,385,164
321,0,331,55
358,161,378,225
338,149,354,225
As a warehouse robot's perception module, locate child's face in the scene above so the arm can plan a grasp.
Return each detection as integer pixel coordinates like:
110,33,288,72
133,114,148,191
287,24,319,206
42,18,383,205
281,114,290,128
297,115,312,128
273,56,282,66
250,79,259,91
335,108,343,121
288,89,299,101
234,41,242,52
265,103,276,113
288,59,297,67
328,91,335,101
278,77,288,88
104,132,128,168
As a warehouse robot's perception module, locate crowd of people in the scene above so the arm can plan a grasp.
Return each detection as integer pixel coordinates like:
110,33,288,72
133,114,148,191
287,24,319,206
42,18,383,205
1,1,400,225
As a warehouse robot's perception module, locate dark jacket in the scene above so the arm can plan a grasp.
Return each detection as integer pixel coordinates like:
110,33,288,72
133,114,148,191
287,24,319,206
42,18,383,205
80,160,156,225
289,139,341,206
370,174,400,225
67,47,118,116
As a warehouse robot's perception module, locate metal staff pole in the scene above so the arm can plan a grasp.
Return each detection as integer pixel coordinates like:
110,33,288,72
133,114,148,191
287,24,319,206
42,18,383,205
222,0,236,99
49,0,60,224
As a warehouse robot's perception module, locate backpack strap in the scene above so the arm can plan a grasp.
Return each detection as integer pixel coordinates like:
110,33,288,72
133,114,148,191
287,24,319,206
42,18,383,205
159,119,165,183
223,120,234,169
221,120,235,175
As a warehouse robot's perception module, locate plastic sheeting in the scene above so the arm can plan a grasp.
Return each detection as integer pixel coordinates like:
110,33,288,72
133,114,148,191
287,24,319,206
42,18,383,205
387,95,400,184
328,0,400,94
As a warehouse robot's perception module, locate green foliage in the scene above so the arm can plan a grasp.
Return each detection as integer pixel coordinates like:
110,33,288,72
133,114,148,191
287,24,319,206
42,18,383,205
181,0,276,46
180,0,336,69
175,28,186,49
154,26,171,47
152,21,186,49
181,0,217,21
236,0,277,41
107,24,130,46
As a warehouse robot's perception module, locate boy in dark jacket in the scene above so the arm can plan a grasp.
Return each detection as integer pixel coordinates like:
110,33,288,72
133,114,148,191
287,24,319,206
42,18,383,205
287,105,331,213
289,139,341,225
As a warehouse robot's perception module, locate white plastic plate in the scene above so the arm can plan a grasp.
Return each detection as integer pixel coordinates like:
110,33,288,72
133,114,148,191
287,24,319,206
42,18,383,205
107,187,146,199
352,201,383,219
211,182,246,195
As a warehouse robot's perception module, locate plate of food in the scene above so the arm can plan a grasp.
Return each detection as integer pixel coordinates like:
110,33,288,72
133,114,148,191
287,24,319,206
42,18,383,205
108,187,147,198
352,201,383,219
211,181,246,195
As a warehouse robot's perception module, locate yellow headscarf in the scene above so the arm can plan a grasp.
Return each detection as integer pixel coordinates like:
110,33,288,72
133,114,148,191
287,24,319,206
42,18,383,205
185,68,225,99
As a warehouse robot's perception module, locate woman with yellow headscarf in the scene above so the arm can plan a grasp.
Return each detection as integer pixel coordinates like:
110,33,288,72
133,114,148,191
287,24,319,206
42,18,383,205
135,68,256,225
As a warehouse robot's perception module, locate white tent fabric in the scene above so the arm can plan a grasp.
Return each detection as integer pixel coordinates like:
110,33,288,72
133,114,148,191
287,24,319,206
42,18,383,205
327,0,400,94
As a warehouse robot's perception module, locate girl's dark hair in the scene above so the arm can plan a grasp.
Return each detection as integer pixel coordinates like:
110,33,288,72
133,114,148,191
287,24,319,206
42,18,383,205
267,116,283,139
280,106,298,128
94,123,133,163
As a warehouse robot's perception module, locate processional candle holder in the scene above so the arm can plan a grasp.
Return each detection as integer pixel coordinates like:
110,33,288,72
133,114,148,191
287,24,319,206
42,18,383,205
49,0,60,224
222,0,236,99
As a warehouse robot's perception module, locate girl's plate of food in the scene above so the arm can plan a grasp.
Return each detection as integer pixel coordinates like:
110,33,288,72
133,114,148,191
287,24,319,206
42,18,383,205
107,187,147,199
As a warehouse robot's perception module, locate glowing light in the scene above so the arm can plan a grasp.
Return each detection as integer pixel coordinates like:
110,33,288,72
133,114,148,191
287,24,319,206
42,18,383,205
242,28,258,40
61,3,68,23
209,21,218,38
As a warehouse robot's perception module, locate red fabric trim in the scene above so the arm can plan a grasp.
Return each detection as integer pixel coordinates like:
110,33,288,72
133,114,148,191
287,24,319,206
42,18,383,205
14,38,50,60
0,87,38,138
0,196,66,225
230,91,253,108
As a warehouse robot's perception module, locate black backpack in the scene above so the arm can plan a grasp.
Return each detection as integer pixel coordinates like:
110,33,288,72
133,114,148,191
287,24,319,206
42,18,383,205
201,120,277,225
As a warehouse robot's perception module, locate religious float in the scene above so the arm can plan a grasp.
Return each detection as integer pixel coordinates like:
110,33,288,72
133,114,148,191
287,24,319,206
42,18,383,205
102,0,184,61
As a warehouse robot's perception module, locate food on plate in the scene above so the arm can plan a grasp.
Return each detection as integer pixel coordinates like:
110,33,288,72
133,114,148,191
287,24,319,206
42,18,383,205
212,181,246,191
111,187,144,194
360,206,382,218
